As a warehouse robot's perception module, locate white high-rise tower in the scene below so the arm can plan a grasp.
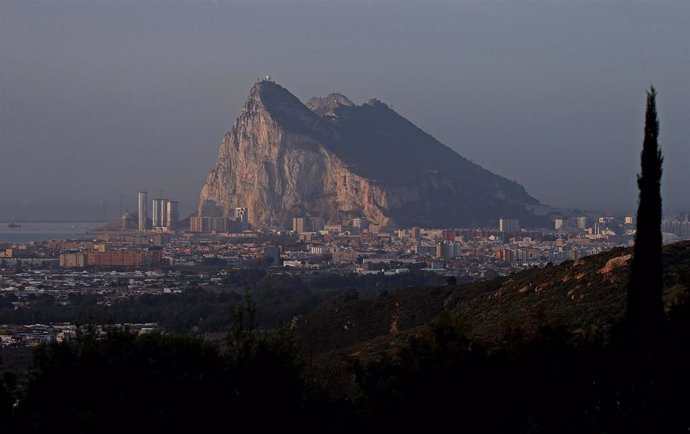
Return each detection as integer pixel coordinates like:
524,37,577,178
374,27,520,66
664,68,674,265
138,192,147,231
166,201,179,230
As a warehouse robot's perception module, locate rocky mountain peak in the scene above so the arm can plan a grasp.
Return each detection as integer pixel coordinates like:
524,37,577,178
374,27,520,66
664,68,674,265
364,98,387,108
240,79,326,135
198,81,553,229
242,80,306,114
306,93,355,117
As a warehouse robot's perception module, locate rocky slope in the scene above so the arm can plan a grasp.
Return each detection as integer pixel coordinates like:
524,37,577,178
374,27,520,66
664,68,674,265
198,80,555,229
295,241,690,355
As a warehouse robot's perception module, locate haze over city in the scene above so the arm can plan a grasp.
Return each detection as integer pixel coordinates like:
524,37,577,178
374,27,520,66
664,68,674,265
1,0,688,221
2,1,690,432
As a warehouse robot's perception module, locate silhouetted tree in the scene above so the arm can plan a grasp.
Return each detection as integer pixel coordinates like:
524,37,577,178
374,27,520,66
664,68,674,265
226,289,258,361
225,290,305,430
0,363,15,434
627,87,665,332
15,328,229,433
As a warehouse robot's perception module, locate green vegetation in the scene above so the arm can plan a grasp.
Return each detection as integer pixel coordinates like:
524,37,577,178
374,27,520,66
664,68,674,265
295,242,690,355
0,270,445,332
1,282,688,433
3,295,305,433
627,86,665,332
349,301,690,433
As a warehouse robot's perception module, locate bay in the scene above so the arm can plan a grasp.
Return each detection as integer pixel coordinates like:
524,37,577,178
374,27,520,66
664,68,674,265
0,222,102,244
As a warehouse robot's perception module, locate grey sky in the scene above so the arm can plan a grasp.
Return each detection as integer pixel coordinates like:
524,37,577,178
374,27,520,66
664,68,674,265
1,0,688,221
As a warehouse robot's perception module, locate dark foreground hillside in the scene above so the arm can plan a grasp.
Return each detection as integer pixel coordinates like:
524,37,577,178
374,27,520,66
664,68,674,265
0,242,688,433
295,241,690,356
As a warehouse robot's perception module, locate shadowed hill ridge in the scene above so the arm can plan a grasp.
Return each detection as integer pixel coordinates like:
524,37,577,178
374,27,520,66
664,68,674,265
294,241,690,355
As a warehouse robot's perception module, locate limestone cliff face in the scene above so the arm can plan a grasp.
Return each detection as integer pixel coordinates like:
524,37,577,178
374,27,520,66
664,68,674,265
198,81,390,229
198,80,552,229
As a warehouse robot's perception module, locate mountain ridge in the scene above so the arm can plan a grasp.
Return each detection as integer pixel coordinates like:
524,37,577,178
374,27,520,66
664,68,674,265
198,80,555,229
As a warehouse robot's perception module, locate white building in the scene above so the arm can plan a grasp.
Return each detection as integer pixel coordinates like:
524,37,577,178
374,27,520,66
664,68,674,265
166,201,179,230
499,218,520,233
138,192,147,231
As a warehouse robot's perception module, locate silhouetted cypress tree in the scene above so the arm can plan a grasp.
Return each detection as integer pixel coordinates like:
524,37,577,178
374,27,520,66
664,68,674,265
627,87,665,331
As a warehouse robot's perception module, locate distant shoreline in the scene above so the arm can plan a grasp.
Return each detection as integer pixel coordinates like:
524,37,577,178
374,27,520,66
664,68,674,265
0,221,104,224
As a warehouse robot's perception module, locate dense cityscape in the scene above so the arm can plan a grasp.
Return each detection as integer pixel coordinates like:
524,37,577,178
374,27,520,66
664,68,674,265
3,190,690,347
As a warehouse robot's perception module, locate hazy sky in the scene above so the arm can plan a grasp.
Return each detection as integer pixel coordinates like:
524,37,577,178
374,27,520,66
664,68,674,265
1,0,688,221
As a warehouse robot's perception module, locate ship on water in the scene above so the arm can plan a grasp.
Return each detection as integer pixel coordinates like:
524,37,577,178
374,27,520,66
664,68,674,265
8,221,21,228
